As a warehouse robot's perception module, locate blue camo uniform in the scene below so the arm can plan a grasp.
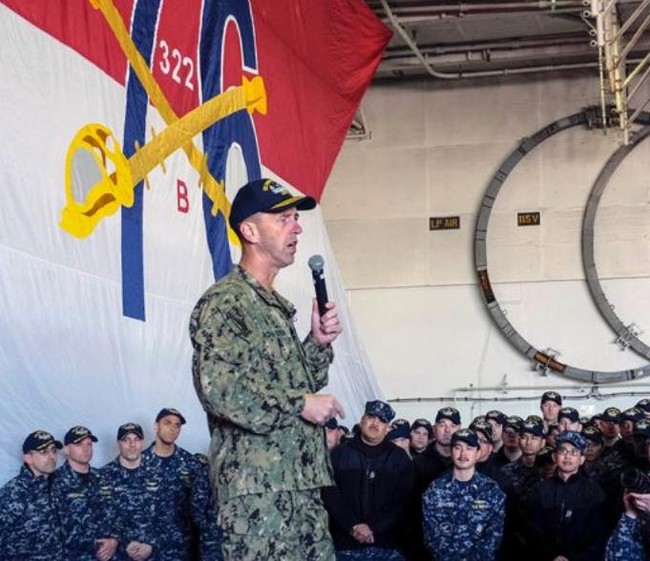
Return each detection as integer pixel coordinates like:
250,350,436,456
51,461,117,560
100,456,162,560
191,453,224,561
422,471,505,561
606,514,646,561
142,444,214,560
0,465,64,560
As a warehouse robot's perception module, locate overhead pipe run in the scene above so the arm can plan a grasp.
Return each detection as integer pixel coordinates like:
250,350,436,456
379,0,601,79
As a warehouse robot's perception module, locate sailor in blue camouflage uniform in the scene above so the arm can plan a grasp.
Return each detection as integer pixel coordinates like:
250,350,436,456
52,425,118,561
422,428,505,561
143,407,214,560
0,430,64,560
191,452,224,561
101,422,160,561
190,178,344,561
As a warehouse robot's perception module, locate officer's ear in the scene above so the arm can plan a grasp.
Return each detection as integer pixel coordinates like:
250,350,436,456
238,218,259,244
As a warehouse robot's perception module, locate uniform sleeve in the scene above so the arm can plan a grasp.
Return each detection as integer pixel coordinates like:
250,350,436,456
0,483,22,549
302,333,334,390
191,297,307,435
606,514,646,561
422,485,444,560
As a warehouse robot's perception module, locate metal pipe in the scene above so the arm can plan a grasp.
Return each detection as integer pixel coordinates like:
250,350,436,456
616,9,650,63
609,0,650,42
379,0,602,79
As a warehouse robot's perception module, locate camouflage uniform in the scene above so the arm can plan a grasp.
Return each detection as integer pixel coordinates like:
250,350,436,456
0,465,64,560
51,461,116,560
422,471,505,561
142,444,214,560
190,265,335,561
100,457,162,560
605,514,646,561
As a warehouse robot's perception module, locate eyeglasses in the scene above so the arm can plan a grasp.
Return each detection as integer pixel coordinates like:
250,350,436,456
556,447,581,457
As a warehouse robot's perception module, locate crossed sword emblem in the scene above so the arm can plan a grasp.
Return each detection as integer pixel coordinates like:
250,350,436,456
60,0,267,239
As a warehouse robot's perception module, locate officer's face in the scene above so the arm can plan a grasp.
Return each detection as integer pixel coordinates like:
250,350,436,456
601,420,620,439
486,419,503,443
359,414,389,446
391,437,411,454
476,432,493,461
519,433,545,457
118,434,144,463
620,421,634,439
65,437,94,467
541,400,560,422
557,418,581,432
585,440,603,462
242,208,302,271
451,441,479,470
325,427,341,451
24,443,58,477
553,444,585,476
434,419,459,446
410,427,430,452
503,427,519,448
156,415,182,446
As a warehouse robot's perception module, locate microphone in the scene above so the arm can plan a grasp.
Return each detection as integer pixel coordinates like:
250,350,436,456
308,254,329,318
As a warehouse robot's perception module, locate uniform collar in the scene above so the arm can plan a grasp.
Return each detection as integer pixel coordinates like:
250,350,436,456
235,265,296,318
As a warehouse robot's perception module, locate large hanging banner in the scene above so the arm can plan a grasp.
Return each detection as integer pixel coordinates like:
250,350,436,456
0,0,390,483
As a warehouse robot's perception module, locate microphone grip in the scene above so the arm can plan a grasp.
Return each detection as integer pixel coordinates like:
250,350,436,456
311,269,329,318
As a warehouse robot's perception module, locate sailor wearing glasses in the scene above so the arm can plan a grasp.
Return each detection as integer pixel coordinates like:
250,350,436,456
523,430,608,561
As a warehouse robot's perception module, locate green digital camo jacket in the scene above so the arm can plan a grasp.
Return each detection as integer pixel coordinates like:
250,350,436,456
189,265,335,501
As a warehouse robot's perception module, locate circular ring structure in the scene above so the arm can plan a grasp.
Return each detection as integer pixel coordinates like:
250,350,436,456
582,117,650,360
474,108,650,383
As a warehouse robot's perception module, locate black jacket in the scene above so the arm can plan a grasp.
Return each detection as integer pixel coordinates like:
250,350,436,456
322,435,414,551
523,470,608,561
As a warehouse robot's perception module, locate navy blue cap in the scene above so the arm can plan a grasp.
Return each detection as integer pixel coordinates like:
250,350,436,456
601,407,621,423
505,415,524,431
411,418,433,437
535,446,556,467
621,407,645,423
388,419,411,440
23,430,63,454
364,400,395,424
557,407,580,424
469,419,493,443
636,398,650,413
435,407,461,425
229,178,316,231
451,428,480,448
541,391,562,406
633,419,650,439
485,410,507,426
555,430,587,453
155,407,186,425
117,422,144,441
64,425,98,445
582,426,604,444
520,419,545,438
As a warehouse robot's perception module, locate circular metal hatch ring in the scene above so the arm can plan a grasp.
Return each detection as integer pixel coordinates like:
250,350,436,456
474,108,650,383
582,116,650,361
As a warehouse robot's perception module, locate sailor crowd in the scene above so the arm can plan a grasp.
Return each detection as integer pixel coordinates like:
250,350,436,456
3,393,650,560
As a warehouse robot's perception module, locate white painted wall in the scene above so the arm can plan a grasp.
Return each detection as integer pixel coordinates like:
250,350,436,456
322,72,650,425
